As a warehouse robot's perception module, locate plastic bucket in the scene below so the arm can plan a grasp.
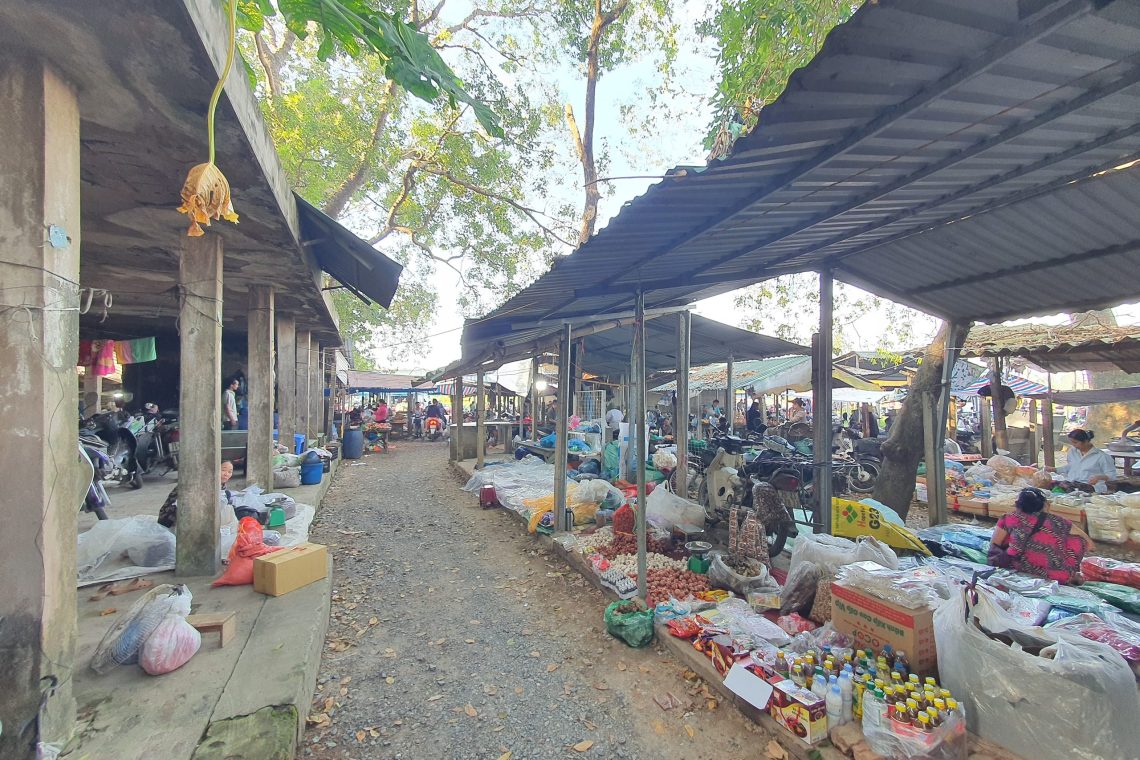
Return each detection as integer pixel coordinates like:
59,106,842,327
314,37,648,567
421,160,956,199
300,461,323,485
342,428,364,459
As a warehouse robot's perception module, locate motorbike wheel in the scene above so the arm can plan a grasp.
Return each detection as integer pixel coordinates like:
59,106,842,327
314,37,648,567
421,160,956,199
130,469,143,489
766,523,790,558
847,459,880,494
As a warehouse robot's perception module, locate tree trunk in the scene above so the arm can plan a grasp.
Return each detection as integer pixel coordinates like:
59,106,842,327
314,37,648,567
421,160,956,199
872,321,972,519
323,81,399,219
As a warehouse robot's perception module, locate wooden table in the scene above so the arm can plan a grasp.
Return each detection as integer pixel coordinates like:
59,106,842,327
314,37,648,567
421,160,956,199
1109,451,1139,476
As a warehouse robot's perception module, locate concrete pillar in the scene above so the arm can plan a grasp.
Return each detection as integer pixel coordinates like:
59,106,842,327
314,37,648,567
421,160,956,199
177,234,224,577
0,58,81,758
296,330,311,440
246,285,274,488
275,314,296,446
309,341,322,440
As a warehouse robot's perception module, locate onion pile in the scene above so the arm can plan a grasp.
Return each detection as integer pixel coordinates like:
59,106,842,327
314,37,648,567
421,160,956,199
628,568,710,607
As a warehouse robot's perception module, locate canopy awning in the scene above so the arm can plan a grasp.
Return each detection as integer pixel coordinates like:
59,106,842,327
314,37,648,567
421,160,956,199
962,318,1140,374
345,371,434,393
963,375,1049,397
791,388,892,404
296,196,404,309
651,356,878,395
1028,386,1140,405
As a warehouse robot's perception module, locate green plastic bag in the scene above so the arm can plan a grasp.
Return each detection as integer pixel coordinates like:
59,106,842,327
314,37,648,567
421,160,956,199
1081,581,1140,615
604,599,654,648
603,442,621,479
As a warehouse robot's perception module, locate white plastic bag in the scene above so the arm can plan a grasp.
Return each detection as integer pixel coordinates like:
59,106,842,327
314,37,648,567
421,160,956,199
645,485,705,530
935,586,1140,760
78,516,177,583
139,613,202,675
90,584,193,673
708,550,770,595
1087,506,1128,544
789,532,898,575
273,466,301,489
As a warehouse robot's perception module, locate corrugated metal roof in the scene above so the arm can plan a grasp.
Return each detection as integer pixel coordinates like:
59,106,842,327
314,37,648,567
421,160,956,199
652,356,880,394
345,371,435,392
464,0,1140,350
962,318,1140,372
439,313,806,379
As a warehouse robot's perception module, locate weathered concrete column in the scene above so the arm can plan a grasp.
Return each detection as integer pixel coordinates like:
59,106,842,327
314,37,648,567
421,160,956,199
309,341,322,440
246,285,274,488
275,314,296,446
0,58,81,759
177,234,224,577
296,329,312,441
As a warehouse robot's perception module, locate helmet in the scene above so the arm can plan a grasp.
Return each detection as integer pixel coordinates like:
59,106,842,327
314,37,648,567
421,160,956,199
144,402,159,414
764,435,793,456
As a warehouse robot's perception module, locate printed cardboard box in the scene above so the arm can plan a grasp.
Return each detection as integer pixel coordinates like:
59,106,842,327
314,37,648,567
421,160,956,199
739,661,828,745
253,542,328,596
831,581,937,677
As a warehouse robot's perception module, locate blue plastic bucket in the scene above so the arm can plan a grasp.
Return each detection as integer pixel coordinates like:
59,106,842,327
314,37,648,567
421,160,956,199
300,461,323,485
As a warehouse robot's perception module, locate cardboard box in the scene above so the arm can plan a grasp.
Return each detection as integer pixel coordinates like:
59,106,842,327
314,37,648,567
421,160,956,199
254,543,328,596
831,581,937,678
1047,502,1087,532
736,661,828,745
950,495,988,516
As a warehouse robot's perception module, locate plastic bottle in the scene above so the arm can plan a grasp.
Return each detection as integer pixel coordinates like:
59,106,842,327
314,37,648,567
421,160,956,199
894,650,910,678
933,698,947,719
890,671,903,689
791,664,806,688
853,675,866,720
905,698,920,722
907,673,920,688
881,644,895,667
889,702,911,727
838,671,854,724
826,683,845,728
812,668,828,699
775,651,790,678
862,688,883,732
926,706,942,728
946,697,962,719
924,676,938,691
917,713,934,734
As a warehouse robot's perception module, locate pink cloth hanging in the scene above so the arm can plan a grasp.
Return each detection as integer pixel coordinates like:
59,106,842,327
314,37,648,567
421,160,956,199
93,340,117,377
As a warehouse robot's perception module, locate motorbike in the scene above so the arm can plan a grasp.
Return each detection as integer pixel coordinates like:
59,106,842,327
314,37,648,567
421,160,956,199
135,407,179,475
82,411,143,489
78,435,112,519
425,416,444,441
410,411,425,439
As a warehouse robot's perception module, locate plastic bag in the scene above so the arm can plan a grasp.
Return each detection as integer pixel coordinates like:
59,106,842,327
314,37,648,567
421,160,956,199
779,560,822,615
1081,581,1140,614
1081,557,1140,588
935,586,1140,760
708,551,770,595
604,599,655,647
789,532,897,575
1086,507,1128,544
864,709,968,760
125,526,175,568
775,612,816,635
139,613,202,675
986,454,1019,483
1047,613,1140,668
651,449,677,471
212,517,280,587
272,466,301,489
78,516,178,582
90,584,192,673
645,486,705,531
807,574,833,624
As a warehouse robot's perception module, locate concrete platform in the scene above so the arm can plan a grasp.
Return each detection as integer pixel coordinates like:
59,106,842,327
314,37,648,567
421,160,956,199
64,461,338,760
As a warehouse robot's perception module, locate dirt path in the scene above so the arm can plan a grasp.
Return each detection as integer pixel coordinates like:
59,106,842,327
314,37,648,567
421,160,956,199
301,442,767,760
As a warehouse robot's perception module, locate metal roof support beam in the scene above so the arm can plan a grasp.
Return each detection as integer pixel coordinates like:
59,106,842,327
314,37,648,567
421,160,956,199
726,356,735,435
513,304,690,332
905,239,1140,296
676,310,691,498
815,270,834,535
634,290,649,600
537,0,1097,320
554,324,572,533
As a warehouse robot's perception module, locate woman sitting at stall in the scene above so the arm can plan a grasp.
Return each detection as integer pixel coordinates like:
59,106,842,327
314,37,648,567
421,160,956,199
1044,429,1116,488
988,487,1091,583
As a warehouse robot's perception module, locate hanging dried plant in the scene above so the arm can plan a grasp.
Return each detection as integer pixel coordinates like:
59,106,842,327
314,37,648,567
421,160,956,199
178,0,239,236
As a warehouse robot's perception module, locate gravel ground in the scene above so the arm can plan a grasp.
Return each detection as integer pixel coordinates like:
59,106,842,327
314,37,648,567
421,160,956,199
301,442,767,760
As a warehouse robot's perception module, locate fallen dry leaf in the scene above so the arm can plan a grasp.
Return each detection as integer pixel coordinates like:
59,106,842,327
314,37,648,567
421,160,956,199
514,687,525,695
465,639,476,644
428,695,443,702
592,682,610,691
355,730,366,742
706,698,719,710
306,713,331,727
651,719,668,734
684,725,695,738
100,608,117,616
369,728,380,738
638,665,651,673
464,703,478,718
546,663,560,672
340,676,352,685
765,739,789,760
369,617,379,626
617,662,627,671
529,650,540,657
497,753,512,760
339,686,349,696
572,740,594,752
385,676,395,685
322,696,335,713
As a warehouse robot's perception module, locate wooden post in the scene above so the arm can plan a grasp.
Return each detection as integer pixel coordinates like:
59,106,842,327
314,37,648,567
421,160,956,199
726,355,735,434
980,400,994,458
989,358,1009,451
555,325,572,531
634,291,648,599
1042,374,1056,468
1029,399,1041,465
177,234,223,576
676,311,691,497
922,393,949,525
476,371,486,468
530,357,540,440
814,270,834,534
452,378,463,462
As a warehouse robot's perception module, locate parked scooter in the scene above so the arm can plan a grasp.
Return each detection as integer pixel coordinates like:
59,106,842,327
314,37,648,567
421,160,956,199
79,436,112,519
136,404,179,475
82,411,143,489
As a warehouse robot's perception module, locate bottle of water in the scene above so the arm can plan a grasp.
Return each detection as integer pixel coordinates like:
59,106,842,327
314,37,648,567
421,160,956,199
827,683,845,729
838,671,854,724
862,688,883,733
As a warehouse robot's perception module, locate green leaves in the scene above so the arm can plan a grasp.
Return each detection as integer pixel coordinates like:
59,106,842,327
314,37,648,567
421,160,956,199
232,0,503,137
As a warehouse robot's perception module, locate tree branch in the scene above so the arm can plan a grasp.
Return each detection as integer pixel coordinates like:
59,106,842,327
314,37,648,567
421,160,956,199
323,80,399,218
435,4,540,40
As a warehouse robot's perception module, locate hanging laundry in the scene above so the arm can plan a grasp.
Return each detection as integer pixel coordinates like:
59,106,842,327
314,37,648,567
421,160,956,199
93,340,117,376
114,337,157,364
78,339,97,367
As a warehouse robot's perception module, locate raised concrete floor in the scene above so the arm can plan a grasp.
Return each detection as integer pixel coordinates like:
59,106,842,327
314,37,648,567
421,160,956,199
64,461,338,760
